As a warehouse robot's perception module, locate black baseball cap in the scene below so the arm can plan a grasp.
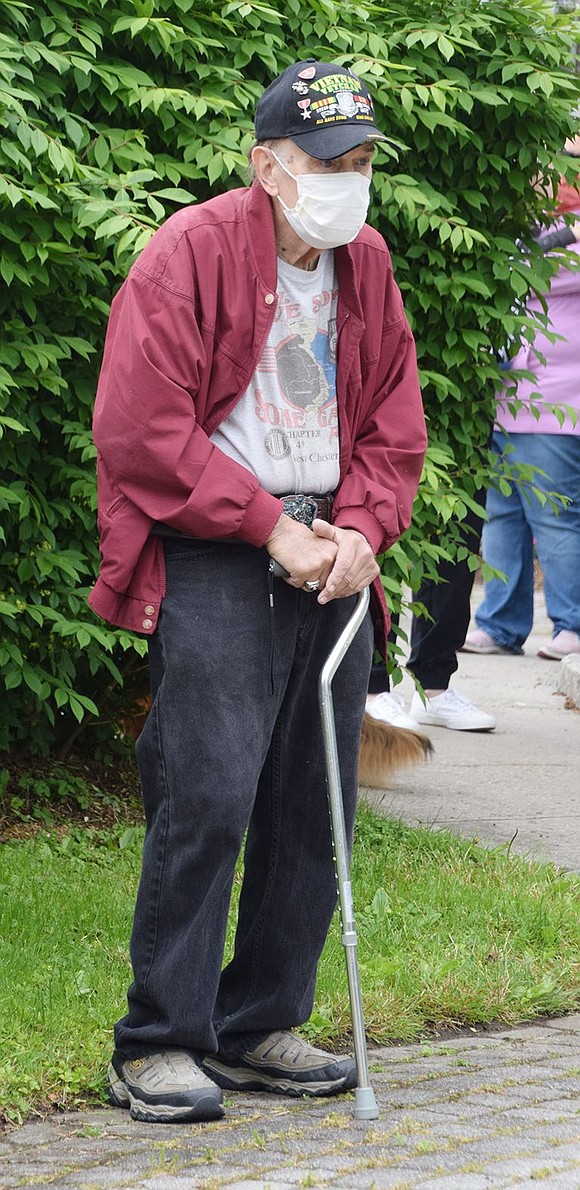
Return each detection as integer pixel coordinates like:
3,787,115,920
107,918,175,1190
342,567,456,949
255,60,388,161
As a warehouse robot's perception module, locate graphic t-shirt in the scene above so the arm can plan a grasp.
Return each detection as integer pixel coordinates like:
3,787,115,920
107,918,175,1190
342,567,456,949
210,252,340,495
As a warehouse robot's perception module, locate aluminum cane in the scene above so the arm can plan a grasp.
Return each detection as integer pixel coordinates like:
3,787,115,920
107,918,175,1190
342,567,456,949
268,561,379,1118
318,585,379,1120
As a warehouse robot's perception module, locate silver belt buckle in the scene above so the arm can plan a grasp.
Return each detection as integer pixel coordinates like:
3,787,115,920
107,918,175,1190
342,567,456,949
282,494,318,528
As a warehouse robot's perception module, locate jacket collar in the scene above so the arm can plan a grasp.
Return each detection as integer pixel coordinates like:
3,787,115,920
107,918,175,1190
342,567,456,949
244,180,365,329
335,243,365,327
245,182,279,294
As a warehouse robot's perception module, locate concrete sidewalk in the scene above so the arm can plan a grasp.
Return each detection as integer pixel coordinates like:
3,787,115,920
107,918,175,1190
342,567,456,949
2,590,579,1189
364,589,580,873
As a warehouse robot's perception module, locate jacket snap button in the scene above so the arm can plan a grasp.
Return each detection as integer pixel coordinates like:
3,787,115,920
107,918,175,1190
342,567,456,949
142,618,153,630
264,292,275,305
144,605,155,615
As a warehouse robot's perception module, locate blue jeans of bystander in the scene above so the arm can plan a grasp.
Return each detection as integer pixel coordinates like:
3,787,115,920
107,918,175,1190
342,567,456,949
475,431,580,650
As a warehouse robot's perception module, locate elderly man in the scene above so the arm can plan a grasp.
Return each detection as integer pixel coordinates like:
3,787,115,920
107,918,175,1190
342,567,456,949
90,59,426,1123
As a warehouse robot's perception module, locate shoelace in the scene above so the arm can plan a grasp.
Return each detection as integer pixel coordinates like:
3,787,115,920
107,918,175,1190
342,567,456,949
262,1032,324,1063
372,691,405,712
438,688,473,709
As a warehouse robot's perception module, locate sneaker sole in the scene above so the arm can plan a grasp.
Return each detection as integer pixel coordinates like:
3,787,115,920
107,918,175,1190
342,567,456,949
413,715,495,732
460,644,507,654
366,713,422,730
107,1064,224,1123
202,1058,356,1098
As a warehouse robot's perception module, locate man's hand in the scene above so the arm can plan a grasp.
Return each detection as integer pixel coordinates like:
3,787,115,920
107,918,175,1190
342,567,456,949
311,520,379,603
265,514,338,589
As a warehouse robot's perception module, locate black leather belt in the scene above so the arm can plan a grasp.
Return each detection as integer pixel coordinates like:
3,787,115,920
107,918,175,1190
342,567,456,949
281,493,333,526
152,493,334,540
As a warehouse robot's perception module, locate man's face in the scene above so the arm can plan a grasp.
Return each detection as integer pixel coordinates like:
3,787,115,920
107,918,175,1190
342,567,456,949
271,139,375,207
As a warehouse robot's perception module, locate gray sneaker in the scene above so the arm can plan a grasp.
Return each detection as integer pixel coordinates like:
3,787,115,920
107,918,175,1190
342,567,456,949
108,1050,224,1123
202,1030,356,1097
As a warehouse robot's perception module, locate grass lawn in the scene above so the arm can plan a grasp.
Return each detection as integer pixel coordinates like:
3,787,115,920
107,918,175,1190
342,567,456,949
0,802,579,1123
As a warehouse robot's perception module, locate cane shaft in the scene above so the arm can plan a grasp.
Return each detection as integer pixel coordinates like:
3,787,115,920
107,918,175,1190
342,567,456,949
319,587,379,1120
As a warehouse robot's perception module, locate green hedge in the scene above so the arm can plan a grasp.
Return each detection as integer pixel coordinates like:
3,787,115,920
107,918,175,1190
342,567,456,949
1,0,578,756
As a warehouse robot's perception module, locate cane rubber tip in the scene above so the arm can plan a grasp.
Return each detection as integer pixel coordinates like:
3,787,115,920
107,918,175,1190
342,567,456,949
353,1086,379,1119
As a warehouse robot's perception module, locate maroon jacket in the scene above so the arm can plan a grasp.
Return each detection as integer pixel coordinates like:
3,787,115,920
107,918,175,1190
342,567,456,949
89,182,426,650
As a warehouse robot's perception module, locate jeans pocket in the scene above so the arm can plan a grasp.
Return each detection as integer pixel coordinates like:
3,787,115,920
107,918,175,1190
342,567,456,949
162,538,236,565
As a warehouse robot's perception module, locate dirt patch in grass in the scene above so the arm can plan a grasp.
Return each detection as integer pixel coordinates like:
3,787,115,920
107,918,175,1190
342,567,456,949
0,751,143,841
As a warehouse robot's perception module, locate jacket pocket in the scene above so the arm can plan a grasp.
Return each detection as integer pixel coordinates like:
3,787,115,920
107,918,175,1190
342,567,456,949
106,492,129,518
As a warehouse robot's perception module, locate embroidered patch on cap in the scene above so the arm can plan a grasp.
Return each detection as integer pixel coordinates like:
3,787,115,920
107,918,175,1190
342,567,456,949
255,59,387,160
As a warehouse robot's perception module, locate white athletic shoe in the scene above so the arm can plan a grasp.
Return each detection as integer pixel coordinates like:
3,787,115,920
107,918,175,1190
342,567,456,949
409,688,496,732
365,691,420,731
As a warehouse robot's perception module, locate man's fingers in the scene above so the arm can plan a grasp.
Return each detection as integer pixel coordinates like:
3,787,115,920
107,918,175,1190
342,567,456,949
269,519,378,598
316,528,379,603
319,565,377,603
266,514,339,586
311,517,336,541
319,556,359,602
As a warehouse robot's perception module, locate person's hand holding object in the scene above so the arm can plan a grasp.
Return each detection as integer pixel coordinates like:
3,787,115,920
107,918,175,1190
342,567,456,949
311,519,379,603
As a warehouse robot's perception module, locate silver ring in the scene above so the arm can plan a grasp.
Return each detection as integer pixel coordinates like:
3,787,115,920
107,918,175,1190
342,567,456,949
303,579,320,592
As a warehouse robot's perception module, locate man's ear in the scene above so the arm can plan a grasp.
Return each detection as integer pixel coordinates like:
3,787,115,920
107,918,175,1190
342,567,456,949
251,145,278,196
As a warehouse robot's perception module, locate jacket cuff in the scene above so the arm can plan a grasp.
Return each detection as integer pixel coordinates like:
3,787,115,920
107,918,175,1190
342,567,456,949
238,488,285,547
333,506,386,555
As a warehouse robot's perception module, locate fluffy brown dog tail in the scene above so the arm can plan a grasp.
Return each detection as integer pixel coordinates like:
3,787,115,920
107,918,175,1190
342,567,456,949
358,710,433,789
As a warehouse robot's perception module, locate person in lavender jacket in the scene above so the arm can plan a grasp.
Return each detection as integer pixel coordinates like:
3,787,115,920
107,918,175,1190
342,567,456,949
464,139,580,661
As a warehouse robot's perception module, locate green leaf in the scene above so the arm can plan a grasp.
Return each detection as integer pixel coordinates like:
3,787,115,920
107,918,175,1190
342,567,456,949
207,153,224,185
4,670,23,690
509,270,529,298
0,417,28,437
93,136,110,168
0,600,20,616
94,214,133,240
151,187,197,203
112,16,150,35
437,34,454,62
63,115,84,150
22,667,44,696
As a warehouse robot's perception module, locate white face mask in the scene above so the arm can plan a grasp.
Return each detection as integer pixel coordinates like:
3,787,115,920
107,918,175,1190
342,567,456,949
271,151,371,250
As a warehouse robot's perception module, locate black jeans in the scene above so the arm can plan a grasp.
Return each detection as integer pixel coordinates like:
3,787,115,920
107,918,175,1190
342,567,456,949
114,539,373,1059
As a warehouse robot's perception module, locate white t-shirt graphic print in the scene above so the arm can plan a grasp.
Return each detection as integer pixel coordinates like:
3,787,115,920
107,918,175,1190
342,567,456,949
210,252,340,495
